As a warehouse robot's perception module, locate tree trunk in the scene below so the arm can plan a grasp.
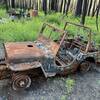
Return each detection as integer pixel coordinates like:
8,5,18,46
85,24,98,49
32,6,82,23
11,0,15,8
63,0,67,14
96,0,100,31
65,0,71,15
5,0,8,12
54,0,58,12
75,0,83,16
87,0,93,16
51,0,55,11
91,0,96,17
43,0,47,15
80,0,88,25
60,0,63,12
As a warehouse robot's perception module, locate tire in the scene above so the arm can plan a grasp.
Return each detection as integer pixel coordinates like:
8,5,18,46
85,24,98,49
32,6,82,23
12,74,31,91
79,61,91,73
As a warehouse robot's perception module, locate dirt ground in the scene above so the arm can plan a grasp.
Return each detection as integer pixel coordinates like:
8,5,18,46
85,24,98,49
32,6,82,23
0,69,100,100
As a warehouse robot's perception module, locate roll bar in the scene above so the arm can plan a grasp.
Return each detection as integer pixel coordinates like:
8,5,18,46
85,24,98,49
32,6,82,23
40,23,67,35
39,23,68,46
64,22,92,53
64,21,91,33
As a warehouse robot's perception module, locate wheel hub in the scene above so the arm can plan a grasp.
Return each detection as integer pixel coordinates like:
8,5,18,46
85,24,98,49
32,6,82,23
80,61,90,73
12,74,31,91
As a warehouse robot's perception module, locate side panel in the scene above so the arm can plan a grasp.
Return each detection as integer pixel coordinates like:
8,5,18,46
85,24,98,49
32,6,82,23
8,61,42,71
37,36,60,56
4,42,44,63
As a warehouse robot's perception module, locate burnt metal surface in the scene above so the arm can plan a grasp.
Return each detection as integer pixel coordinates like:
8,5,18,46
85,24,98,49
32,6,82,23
4,42,44,63
0,67,10,80
9,61,41,71
63,21,93,53
62,21,100,74
0,22,100,91
39,23,67,55
54,21,100,75
36,36,60,56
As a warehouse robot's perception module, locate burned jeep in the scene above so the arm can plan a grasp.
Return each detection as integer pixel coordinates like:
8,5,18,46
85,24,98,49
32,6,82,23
62,22,100,72
0,23,79,90
0,22,99,90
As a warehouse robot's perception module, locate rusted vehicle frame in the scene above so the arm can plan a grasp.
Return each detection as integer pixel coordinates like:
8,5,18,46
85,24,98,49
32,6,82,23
0,22,100,91
63,21,100,71
39,23,68,47
35,23,78,75
1,23,75,90
64,22,92,53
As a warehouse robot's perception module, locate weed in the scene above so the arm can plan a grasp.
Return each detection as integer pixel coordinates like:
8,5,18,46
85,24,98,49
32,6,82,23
65,78,75,94
61,95,67,100
0,9,100,43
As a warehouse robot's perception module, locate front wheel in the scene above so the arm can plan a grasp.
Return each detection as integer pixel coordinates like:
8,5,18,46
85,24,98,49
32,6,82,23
12,73,31,91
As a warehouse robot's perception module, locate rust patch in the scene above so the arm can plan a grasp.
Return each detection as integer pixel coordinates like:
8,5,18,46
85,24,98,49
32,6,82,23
37,36,60,55
4,42,44,63
9,61,41,71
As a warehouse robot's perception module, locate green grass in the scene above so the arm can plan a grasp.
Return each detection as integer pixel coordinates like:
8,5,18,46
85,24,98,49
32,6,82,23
65,78,75,94
0,8,8,18
0,8,100,44
61,95,67,100
0,19,42,42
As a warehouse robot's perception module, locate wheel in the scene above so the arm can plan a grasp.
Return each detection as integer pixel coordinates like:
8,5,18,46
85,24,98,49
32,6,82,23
79,61,91,73
12,74,31,91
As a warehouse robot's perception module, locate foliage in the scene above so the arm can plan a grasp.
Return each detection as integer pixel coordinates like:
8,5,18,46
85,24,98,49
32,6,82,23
0,16,42,42
65,78,75,94
0,9,7,18
60,95,67,100
0,9,100,44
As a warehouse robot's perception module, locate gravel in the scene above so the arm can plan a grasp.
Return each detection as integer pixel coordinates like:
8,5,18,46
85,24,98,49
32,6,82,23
68,71,100,100
0,70,100,100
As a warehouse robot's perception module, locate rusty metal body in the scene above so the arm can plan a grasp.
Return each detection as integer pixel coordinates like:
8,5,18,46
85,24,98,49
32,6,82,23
0,22,100,90
0,23,77,90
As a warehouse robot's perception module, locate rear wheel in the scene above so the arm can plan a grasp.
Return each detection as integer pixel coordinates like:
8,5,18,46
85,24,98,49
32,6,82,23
12,73,31,91
79,61,91,73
